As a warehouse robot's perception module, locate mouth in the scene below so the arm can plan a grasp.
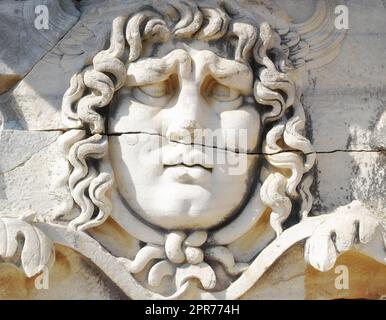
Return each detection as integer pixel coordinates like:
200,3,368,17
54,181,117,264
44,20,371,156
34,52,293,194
163,163,213,184
163,163,213,172
162,150,215,171
161,145,215,183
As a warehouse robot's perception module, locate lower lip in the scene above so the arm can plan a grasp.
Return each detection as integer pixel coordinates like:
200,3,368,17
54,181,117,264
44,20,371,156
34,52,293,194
163,165,212,183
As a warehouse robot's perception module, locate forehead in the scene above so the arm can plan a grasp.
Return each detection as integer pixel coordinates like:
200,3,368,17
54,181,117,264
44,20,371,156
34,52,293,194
141,37,235,61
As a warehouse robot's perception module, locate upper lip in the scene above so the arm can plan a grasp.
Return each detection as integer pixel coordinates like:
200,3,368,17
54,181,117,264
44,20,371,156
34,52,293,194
164,163,213,172
162,148,214,170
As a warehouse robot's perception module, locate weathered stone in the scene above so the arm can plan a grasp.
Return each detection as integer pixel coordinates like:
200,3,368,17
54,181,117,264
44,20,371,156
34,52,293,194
0,132,72,219
0,0,384,300
0,0,80,94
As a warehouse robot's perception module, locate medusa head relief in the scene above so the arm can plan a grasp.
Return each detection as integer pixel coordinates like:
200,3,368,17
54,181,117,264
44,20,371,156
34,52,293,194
56,1,337,297
0,0,372,299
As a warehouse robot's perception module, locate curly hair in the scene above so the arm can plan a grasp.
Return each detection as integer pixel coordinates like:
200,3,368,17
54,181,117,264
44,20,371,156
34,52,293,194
60,1,315,236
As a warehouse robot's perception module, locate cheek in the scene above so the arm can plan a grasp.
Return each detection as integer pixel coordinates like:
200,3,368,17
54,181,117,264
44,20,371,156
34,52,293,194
109,90,162,134
220,105,261,152
108,135,163,195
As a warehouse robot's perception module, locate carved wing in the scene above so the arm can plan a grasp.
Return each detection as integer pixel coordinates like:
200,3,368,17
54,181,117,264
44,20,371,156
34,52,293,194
305,201,386,272
0,216,54,277
282,0,346,70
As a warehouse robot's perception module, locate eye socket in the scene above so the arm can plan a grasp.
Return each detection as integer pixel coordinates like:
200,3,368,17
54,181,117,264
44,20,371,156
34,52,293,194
138,82,168,98
210,82,240,102
203,77,243,112
132,75,178,107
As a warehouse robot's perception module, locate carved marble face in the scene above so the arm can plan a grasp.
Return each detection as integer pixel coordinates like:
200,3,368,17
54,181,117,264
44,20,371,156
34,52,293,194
53,2,359,299
108,45,261,230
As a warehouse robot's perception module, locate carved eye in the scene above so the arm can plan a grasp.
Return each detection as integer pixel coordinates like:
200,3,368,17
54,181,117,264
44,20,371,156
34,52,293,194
139,82,168,98
210,82,240,102
204,78,243,112
132,76,177,107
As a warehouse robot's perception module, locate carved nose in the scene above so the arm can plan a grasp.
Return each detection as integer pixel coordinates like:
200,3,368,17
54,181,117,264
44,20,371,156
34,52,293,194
166,120,200,144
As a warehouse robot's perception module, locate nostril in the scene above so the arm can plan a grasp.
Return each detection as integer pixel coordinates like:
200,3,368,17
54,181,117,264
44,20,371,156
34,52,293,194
166,120,201,143
168,129,193,143
180,119,199,130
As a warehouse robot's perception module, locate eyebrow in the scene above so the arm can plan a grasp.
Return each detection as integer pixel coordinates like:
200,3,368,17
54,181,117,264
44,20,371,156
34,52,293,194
126,49,191,86
205,53,253,94
126,48,253,94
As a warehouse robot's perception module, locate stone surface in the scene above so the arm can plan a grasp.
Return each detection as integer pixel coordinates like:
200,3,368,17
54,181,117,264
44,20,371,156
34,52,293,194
0,0,385,300
0,0,80,94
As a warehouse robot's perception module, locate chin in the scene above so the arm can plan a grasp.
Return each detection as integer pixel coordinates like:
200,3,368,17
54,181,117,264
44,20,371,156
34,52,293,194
140,209,232,230
134,188,234,230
